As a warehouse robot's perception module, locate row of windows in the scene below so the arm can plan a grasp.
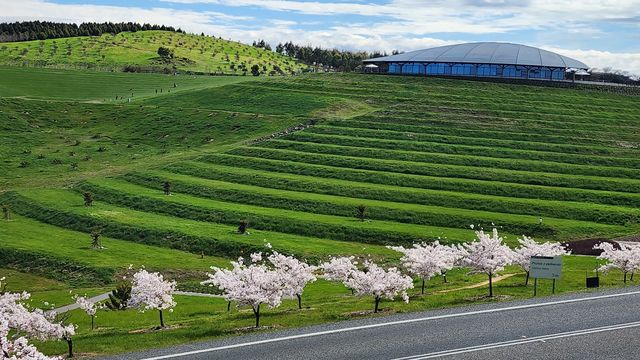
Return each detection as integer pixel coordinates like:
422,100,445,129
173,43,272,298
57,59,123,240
387,63,566,80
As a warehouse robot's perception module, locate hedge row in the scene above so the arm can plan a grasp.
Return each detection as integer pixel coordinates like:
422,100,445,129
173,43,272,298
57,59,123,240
77,182,438,246
356,113,640,142
260,140,640,180
283,132,640,169
168,162,640,225
229,146,640,194
322,119,621,148
306,125,638,158
122,172,558,236
0,192,267,260
0,247,114,286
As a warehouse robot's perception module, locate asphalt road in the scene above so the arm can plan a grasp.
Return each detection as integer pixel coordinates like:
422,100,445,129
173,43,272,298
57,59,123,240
102,288,640,360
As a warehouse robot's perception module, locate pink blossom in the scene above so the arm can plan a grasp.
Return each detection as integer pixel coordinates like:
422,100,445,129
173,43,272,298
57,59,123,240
595,242,640,283
345,261,413,313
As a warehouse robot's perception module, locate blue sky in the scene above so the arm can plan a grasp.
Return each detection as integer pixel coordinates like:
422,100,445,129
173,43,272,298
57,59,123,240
3,0,640,74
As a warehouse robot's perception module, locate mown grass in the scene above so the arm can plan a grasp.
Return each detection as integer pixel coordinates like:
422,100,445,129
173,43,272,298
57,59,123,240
165,161,638,238
0,66,253,101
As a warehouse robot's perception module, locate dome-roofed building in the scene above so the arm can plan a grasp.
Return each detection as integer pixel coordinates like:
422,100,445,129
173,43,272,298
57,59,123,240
363,42,589,80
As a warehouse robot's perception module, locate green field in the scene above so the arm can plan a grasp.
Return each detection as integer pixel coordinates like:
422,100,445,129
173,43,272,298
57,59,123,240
2,67,640,357
0,30,307,74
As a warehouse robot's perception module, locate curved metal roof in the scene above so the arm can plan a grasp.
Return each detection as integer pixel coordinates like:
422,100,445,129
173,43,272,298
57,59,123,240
364,42,588,69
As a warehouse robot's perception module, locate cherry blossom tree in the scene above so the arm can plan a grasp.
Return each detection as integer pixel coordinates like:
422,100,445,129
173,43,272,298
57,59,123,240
128,269,177,328
514,236,569,285
203,256,284,327
268,252,317,309
321,256,357,283
74,295,98,330
594,242,640,283
0,278,74,359
345,261,413,313
320,256,358,294
389,242,463,294
460,228,516,297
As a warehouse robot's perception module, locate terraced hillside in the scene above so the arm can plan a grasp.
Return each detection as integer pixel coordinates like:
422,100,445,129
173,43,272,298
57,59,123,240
0,30,307,74
3,70,640,356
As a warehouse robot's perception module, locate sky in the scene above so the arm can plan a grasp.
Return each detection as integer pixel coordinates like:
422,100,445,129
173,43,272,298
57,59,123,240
2,0,640,75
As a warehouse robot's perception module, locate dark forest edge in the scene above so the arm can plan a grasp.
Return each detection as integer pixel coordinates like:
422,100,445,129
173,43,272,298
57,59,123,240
0,21,184,42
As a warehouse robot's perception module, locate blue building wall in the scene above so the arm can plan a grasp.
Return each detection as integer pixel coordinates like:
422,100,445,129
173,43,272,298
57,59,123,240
387,62,565,80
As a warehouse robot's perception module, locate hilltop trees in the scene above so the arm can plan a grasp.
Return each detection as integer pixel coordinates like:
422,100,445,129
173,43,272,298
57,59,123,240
0,21,183,42
128,269,177,328
594,243,640,283
460,229,516,297
514,236,569,285
389,242,462,294
346,261,413,313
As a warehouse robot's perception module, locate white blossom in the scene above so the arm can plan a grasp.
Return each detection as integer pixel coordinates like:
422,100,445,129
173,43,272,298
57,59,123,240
595,242,640,282
129,270,176,327
267,252,317,308
321,256,358,283
202,256,284,327
74,296,97,317
460,228,516,297
345,261,413,313
389,241,463,294
513,236,569,274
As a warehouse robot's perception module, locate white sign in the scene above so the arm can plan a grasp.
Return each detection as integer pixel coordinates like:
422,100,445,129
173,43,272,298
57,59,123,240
530,256,563,280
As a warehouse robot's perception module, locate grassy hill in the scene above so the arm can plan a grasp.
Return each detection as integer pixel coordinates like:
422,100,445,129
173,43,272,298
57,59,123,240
2,67,640,356
0,30,308,74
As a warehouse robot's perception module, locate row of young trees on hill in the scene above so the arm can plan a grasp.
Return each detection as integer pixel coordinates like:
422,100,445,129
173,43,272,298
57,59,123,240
0,21,184,42
254,39,397,71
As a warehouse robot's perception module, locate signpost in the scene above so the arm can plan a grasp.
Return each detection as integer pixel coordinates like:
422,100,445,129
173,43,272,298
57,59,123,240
530,256,563,296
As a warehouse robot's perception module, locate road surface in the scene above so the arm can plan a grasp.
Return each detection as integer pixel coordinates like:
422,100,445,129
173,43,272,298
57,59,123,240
101,288,640,360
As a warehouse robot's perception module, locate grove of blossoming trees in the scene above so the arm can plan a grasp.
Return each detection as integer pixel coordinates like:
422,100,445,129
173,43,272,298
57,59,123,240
594,242,640,283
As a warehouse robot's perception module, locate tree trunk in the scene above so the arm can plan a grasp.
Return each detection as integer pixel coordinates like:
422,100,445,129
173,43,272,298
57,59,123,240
350,288,354,295
66,338,73,358
443,273,447,284
296,294,302,309
159,309,164,328
91,315,94,330
253,304,261,328
624,272,627,284
488,272,493,297
632,272,635,281
525,271,530,286
374,296,381,313
227,301,231,312
421,278,425,295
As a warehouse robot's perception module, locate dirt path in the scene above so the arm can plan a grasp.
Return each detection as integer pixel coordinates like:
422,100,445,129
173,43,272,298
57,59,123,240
435,273,521,294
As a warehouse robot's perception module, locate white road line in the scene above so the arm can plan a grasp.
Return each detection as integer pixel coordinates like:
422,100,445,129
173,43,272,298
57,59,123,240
391,321,640,359
140,290,640,360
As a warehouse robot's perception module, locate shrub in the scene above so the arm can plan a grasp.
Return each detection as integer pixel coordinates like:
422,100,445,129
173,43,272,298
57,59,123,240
83,192,93,207
355,204,368,222
105,281,132,310
238,219,249,234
